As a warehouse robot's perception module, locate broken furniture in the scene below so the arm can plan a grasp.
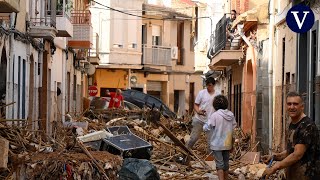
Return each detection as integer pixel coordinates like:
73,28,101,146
83,126,153,160
101,126,153,160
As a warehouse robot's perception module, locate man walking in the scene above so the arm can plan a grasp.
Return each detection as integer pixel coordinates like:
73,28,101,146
262,91,320,179
186,77,218,149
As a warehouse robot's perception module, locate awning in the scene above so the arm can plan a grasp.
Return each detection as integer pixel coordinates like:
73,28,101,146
143,4,191,19
231,3,269,29
232,9,258,29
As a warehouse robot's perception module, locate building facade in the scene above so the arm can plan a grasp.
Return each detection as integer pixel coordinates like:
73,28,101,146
271,0,320,150
208,0,270,151
91,0,203,116
0,0,95,134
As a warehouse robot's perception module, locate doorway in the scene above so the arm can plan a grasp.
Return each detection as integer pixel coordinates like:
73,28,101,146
174,90,186,116
189,83,194,113
0,48,7,118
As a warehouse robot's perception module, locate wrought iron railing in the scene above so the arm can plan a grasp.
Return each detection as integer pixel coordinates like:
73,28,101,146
71,10,91,25
29,17,56,28
29,0,57,28
177,48,185,65
142,45,172,66
214,15,227,53
212,15,241,56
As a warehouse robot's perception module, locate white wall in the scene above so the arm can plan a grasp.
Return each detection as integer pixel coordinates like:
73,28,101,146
194,0,225,72
91,0,143,65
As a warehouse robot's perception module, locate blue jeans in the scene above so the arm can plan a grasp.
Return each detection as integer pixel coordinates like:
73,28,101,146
186,118,204,149
213,150,230,171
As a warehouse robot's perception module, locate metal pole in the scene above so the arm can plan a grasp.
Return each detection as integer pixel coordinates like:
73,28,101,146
196,16,212,35
268,0,275,153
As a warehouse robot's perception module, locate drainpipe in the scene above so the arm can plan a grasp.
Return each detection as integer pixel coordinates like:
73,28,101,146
128,69,131,89
268,0,275,153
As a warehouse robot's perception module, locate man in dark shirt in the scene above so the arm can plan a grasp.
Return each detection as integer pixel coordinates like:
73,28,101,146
262,91,320,179
226,10,237,41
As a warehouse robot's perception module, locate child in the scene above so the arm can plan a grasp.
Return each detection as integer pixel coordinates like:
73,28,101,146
203,95,237,180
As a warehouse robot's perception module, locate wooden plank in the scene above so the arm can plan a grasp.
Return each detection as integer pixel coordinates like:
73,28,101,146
240,152,260,164
0,138,9,168
149,110,212,170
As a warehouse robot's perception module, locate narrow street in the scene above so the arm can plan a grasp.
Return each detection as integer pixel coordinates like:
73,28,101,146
0,0,319,179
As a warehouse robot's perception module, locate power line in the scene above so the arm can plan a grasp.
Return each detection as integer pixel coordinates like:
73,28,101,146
90,0,213,31
92,0,164,20
90,5,205,12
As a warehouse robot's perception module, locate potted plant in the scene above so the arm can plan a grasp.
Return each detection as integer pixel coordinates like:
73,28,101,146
56,0,73,15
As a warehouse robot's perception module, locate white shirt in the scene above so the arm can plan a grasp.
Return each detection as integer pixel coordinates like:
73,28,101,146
194,89,218,123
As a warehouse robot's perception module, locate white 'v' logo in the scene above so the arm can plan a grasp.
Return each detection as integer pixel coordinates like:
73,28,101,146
290,11,310,29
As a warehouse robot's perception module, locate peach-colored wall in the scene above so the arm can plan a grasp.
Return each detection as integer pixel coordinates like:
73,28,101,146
94,69,128,96
242,46,257,138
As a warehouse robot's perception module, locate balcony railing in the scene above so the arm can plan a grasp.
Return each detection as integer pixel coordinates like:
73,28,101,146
71,10,91,25
212,15,240,56
27,0,58,39
68,10,92,46
142,45,172,66
29,17,56,28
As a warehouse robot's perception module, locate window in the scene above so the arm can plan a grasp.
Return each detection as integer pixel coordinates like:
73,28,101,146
22,59,26,119
18,56,21,119
177,21,184,65
73,75,76,100
291,73,295,84
142,25,147,44
152,36,160,46
233,84,242,126
195,6,198,41
152,25,161,46
190,23,194,52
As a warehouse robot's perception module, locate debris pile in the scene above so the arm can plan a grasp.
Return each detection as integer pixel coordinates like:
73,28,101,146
233,163,286,180
0,107,283,180
0,121,122,180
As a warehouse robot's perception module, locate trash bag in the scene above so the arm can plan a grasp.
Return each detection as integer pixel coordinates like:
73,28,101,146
118,158,160,180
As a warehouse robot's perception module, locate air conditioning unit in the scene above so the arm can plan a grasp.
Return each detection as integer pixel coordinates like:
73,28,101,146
171,46,178,59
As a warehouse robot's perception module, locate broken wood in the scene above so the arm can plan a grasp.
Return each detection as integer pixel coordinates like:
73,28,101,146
148,109,212,170
0,138,9,168
77,140,110,180
0,119,27,122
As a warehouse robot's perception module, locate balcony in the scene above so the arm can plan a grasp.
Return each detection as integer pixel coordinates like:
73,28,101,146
68,10,92,49
28,15,58,39
89,33,100,65
142,45,172,66
0,0,19,13
56,13,73,37
55,0,73,37
209,15,242,70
